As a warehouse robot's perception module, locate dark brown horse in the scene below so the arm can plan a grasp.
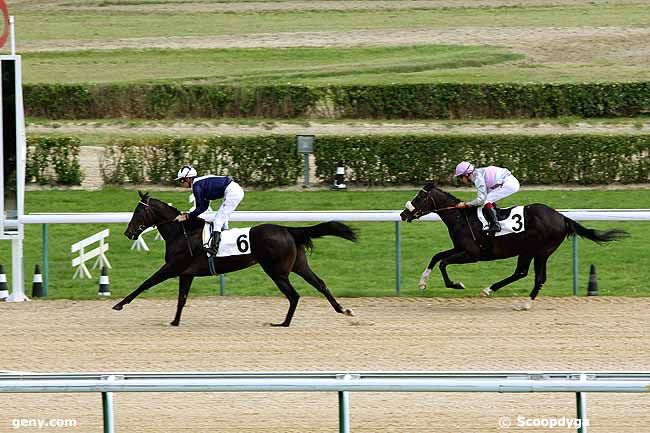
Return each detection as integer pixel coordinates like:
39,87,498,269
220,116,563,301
114,192,357,326
400,183,628,310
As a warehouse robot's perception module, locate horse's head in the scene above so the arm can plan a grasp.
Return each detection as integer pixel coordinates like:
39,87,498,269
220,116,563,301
124,191,179,240
400,183,459,222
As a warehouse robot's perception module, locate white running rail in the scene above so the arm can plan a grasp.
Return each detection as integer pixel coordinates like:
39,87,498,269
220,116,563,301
1,371,649,433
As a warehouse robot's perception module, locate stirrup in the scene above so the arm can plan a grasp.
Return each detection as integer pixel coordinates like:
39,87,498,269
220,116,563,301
487,223,501,234
205,232,221,256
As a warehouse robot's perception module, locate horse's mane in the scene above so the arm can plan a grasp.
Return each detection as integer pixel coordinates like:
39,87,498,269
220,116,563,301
424,182,461,204
150,197,181,215
139,192,205,229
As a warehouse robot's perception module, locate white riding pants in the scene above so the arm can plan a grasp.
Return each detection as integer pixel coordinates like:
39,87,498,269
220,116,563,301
213,181,244,232
485,176,520,204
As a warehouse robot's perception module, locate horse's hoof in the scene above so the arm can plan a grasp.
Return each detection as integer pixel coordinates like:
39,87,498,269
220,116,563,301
170,321,179,326
112,304,123,311
343,308,355,317
513,300,533,311
481,288,493,297
418,283,427,291
270,322,290,327
451,282,465,290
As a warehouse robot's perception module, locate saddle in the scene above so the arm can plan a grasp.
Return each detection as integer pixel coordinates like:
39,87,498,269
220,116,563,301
481,206,515,221
477,206,526,237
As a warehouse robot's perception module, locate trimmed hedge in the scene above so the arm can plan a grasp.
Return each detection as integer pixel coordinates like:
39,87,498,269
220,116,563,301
329,83,650,119
25,84,322,119
314,134,650,185
24,82,650,119
100,136,302,187
24,134,649,187
26,136,83,185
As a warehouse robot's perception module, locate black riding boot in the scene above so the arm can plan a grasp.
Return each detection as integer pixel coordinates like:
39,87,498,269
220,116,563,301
206,231,221,256
486,207,501,234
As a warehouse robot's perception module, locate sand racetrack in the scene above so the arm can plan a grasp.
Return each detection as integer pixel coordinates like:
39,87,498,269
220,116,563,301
1,296,649,432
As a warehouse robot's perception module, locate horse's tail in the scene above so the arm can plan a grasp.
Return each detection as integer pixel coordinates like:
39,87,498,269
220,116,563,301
287,221,357,251
564,217,629,244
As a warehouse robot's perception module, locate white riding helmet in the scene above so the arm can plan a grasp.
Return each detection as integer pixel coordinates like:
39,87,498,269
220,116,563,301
175,165,197,180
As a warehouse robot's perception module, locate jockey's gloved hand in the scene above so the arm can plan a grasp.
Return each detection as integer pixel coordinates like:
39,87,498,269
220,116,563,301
174,213,189,222
456,202,470,209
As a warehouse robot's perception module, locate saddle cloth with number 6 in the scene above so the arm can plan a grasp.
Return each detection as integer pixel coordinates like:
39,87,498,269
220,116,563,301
202,224,252,257
477,205,526,237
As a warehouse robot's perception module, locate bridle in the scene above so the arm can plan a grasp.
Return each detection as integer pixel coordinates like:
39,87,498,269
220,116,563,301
406,188,457,219
405,187,480,244
135,198,194,257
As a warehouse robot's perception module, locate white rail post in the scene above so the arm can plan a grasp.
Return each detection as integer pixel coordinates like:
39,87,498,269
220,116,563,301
101,375,116,433
576,373,588,433
102,392,114,433
337,373,357,433
338,390,350,433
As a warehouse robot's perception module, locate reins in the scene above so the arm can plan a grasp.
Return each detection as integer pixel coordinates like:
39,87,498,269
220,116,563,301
423,189,481,246
139,198,194,257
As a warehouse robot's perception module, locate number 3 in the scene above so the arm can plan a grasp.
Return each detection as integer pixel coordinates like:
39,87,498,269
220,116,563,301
511,214,523,232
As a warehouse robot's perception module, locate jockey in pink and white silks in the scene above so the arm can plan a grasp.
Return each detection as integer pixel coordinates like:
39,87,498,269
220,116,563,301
453,161,520,234
174,165,245,255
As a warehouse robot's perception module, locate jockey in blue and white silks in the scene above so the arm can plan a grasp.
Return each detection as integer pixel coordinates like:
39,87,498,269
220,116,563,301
174,165,245,254
453,161,520,234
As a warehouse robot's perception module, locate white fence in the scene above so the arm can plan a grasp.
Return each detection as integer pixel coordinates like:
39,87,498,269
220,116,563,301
71,229,111,279
14,209,650,224
1,371,649,433
3,209,649,299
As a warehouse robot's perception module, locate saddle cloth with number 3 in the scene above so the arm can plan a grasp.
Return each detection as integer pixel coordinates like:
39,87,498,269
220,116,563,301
476,205,526,237
202,224,252,257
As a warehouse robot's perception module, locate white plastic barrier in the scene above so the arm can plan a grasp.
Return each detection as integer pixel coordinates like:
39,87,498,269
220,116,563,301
0,371,649,433
71,229,111,279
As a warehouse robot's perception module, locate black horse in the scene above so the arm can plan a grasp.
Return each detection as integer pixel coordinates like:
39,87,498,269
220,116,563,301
114,192,357,326
400,183,628,310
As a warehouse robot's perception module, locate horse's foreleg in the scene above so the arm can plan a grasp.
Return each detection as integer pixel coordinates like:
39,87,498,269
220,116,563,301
439,251,478,290
113,264,176,310
170,275,194,326
420,248,458,290
482,255,533,297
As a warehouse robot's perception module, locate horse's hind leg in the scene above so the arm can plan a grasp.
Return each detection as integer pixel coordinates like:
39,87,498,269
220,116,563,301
514,255,549,311
292,249,354,317
170,275,194,327
439,251,478,290
482,254,533,297
267,275,300,327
